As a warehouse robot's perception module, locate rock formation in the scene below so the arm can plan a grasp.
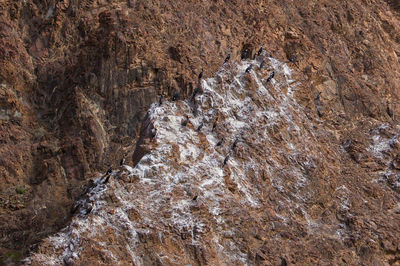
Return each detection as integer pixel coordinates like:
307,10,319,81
1,0,400,264
26,57,400,265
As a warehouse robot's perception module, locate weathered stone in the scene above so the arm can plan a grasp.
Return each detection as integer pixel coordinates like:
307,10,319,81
1,0,400,264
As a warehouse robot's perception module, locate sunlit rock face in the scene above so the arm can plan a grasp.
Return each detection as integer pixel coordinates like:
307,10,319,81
26,57,400,265
3,0,400,261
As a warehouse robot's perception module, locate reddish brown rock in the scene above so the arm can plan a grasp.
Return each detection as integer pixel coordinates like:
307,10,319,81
1,0,400,264
131,112,155,167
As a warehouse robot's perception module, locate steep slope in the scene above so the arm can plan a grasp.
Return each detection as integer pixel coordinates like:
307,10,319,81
26,58,400,265
1,0,400,261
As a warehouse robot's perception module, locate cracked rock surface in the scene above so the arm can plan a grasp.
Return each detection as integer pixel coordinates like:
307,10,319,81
1,0,400,264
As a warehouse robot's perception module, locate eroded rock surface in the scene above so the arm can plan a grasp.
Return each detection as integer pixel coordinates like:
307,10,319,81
27,58,400,264
1,0,400,263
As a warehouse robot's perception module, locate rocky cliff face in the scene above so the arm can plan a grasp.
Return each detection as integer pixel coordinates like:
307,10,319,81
1,0,400,264
25,56,400,265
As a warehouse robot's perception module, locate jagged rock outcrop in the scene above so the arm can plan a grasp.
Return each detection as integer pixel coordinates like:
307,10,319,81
1,0,400,263
26,57,400,265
